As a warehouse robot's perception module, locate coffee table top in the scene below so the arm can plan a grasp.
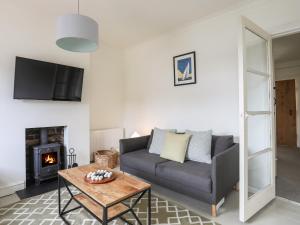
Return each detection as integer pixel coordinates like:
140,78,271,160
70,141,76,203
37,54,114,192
58,163,151,207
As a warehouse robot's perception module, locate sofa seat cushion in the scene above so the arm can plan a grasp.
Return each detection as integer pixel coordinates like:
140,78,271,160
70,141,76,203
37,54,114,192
156,160,212,193
121,149,169,175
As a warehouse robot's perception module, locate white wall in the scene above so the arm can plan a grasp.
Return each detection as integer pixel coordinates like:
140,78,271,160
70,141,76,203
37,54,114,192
0,1,91,196
275,60,300,147
88,44,125,158
123,14,239,137
122,0,300,194
89,44,124,130
123,0,300,138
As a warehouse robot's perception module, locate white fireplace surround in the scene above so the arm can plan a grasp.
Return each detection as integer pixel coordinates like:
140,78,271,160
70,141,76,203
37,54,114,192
0,102,90,197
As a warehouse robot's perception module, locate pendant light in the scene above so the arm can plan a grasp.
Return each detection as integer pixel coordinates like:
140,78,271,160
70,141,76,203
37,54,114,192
56,0,99,52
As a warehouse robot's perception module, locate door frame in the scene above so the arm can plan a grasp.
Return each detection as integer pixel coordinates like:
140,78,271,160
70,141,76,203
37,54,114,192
237,15,300,223
272,28,300,39
238,16,276,222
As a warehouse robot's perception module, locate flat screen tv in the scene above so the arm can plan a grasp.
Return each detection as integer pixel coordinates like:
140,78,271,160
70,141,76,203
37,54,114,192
13,57,84,101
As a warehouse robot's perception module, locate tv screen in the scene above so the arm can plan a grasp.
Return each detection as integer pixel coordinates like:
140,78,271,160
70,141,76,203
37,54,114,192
13,57,84,101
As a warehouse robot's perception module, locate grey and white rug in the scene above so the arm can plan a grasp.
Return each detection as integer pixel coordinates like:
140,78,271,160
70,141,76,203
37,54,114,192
0,187,219,225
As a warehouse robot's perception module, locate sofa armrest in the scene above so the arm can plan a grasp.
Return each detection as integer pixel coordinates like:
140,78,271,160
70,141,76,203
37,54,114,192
119,135,150,155
211,143,239,204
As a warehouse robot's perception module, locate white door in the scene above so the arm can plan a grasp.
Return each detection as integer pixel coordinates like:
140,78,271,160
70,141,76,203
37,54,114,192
239,17,275,222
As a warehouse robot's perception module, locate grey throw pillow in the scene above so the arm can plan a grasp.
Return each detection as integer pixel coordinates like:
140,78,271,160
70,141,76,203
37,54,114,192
186,130,212,164
148,128,176,155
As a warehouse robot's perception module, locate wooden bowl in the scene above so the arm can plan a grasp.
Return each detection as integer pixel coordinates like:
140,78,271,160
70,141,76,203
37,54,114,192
84,172,117,184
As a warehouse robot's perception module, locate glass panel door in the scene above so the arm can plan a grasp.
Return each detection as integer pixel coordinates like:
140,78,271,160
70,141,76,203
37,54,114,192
239,17,275,222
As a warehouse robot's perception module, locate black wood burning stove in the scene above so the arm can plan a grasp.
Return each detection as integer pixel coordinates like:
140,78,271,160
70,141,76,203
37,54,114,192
33,128,61,185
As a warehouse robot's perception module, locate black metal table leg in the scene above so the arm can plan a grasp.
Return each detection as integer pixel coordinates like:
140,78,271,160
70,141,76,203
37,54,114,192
130,209,143,225
58,173,151,225
148,188,151,225
58,175,61,215
102,207,108,225
120,216,134,225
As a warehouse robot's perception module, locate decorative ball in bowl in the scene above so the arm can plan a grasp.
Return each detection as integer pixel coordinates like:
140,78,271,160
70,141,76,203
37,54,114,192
84,169,116,184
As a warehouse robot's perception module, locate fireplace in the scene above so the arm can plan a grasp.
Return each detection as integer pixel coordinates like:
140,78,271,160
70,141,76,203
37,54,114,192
26,126,66,186
33,143,61,185
42,152,58,167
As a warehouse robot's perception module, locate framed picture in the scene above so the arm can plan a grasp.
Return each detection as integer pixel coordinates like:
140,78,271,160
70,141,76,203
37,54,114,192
173,51,196,86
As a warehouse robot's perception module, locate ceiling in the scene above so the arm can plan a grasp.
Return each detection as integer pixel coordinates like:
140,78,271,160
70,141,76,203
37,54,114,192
13,0,245,48
273,32,300,63
86,0,244,47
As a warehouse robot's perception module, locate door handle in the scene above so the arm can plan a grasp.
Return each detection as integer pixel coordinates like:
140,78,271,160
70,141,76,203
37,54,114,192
289,110,293,116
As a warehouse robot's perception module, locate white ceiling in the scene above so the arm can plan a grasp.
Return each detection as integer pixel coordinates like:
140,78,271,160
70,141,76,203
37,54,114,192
273,32,300,63
86,0,244,48
13,0,245,48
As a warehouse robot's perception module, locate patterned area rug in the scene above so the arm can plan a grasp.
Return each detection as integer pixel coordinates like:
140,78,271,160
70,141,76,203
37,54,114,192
0,187,220,225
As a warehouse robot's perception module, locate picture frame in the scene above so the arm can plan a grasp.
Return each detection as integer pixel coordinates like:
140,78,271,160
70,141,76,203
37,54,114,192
173,51,196,86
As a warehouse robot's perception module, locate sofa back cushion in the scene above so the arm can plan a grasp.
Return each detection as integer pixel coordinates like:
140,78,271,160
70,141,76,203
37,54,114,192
160,133,191,163
148,128,176,155
185,130,212,164
211,135,234,157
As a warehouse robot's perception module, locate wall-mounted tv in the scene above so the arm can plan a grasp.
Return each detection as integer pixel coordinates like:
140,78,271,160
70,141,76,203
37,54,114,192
13,57,84,101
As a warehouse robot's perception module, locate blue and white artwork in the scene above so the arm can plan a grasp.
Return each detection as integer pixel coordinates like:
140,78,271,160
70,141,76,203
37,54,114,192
177,57,192,81
173,52,196,86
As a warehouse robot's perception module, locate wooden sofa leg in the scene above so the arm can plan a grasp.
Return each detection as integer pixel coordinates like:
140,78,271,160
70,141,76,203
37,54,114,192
211,204,217,217
233,183,239,191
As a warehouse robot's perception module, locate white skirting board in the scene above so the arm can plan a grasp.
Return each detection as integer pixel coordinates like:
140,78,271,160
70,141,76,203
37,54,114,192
90,128,124,158
0,182,24,197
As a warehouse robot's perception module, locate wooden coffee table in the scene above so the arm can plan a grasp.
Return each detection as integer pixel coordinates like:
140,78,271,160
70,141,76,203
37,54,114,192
58,163,151,225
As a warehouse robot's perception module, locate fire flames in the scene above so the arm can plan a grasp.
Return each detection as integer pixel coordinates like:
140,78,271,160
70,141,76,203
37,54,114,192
45,154,56,164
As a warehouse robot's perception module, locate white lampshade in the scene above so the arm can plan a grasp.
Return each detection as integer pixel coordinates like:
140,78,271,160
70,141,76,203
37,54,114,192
56,14,99,52
131,131,140,138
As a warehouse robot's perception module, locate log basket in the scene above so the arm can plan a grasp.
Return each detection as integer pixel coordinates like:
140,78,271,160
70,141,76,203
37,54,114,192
94,150,118,169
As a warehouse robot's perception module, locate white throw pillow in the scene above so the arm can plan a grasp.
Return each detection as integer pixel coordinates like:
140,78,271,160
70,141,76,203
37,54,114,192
186,130,212,164
148,128,176,155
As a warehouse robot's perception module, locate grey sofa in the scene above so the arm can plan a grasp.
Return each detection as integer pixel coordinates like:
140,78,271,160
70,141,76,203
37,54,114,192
119,133,239,216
